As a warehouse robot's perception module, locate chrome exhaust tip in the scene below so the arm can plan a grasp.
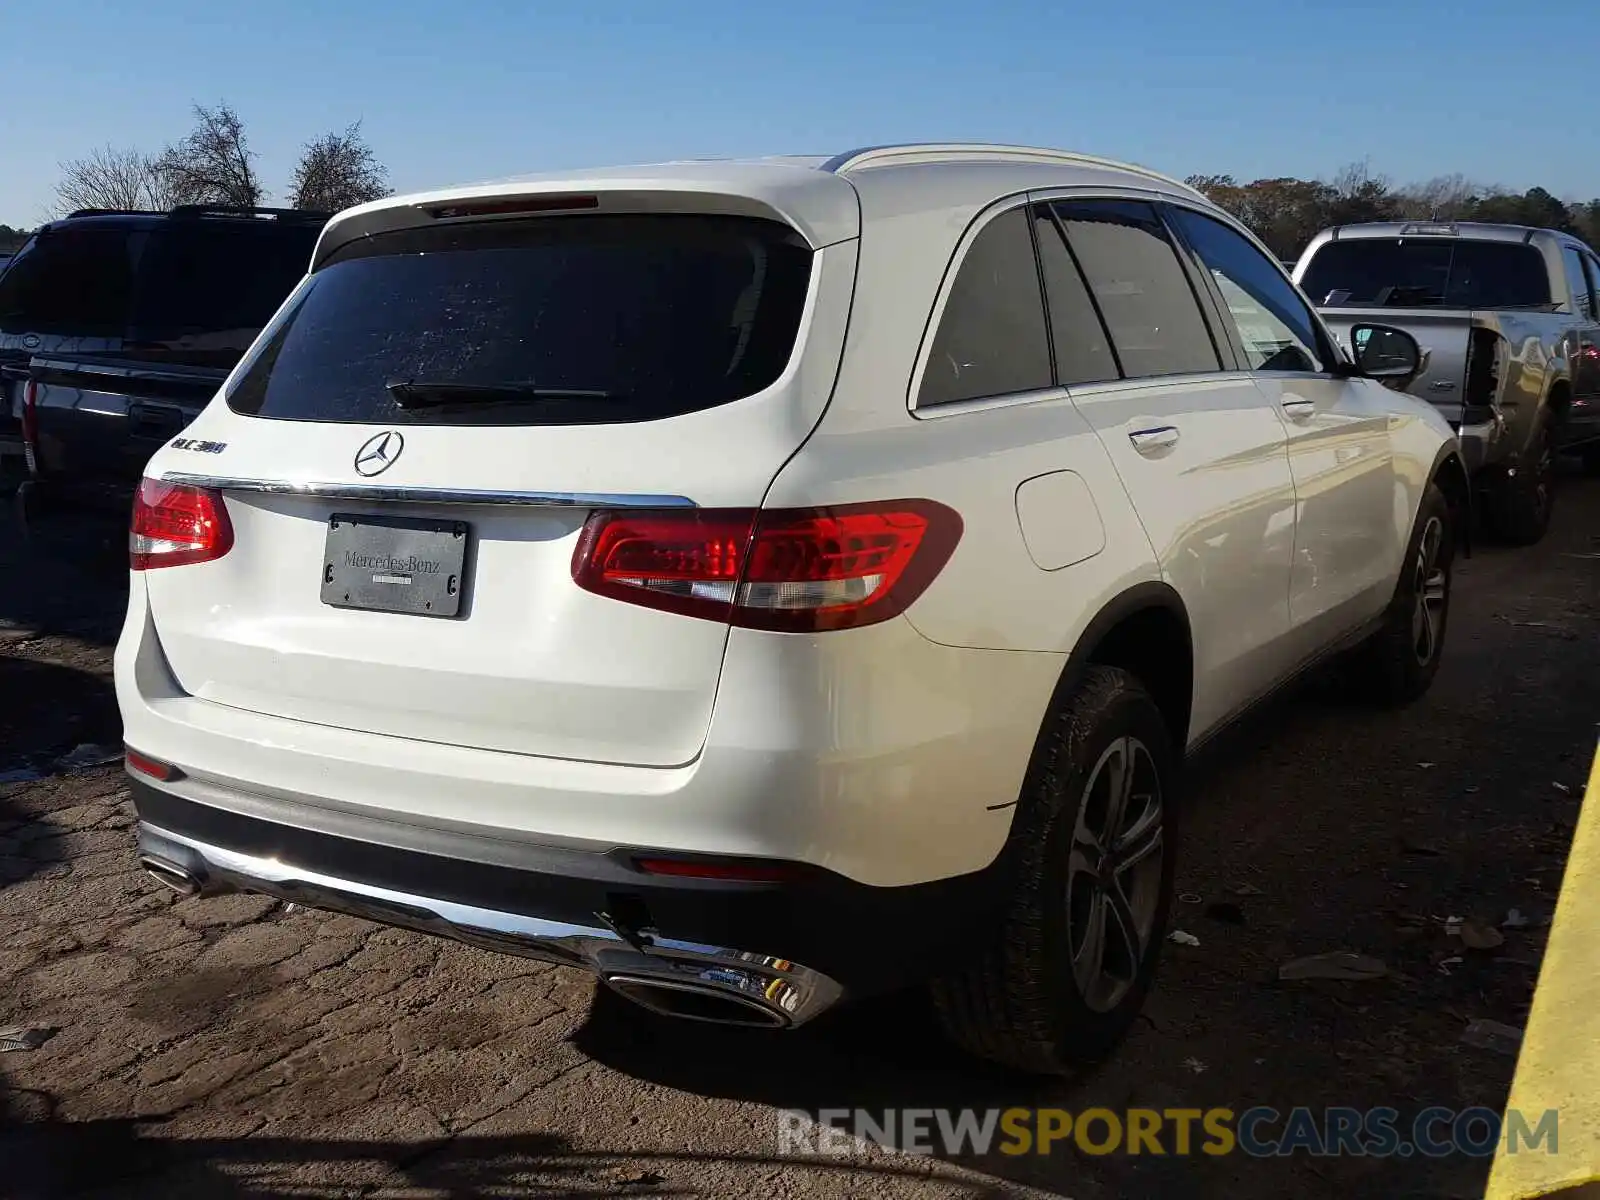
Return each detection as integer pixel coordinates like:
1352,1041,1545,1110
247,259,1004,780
139,854,201,898
604,975,791,1029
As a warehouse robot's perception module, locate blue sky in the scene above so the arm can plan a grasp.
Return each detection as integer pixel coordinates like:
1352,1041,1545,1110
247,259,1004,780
3,0,1596,226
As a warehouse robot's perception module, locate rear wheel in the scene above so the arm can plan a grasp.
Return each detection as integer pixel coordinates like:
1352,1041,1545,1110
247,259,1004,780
1492,423,1556,546
1346,482,1453,707
930,666,1176,1075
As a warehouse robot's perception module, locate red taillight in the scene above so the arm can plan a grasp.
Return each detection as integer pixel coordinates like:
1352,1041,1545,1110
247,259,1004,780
20,379,38,473
426,194,600,219
571,500,962,632
124,747,178,782
129,478,234,571
634,857,811,883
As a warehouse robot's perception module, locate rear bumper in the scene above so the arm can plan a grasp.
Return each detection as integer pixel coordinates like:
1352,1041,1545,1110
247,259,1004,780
116,574,1057,889
131,778,1011,1013
1452,415,1503,476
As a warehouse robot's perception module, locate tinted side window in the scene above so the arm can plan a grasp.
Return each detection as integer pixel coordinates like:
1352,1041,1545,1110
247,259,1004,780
1051,200,1220,379
918,207,1052,406
1167,207,1326,372
1586,256,1600,321
1032,206,1119,385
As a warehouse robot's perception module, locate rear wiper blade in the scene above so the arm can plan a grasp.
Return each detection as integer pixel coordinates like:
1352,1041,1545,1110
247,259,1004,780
387,380,623,409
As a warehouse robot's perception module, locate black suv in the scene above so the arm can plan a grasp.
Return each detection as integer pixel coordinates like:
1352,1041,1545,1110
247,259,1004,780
0,205,327,508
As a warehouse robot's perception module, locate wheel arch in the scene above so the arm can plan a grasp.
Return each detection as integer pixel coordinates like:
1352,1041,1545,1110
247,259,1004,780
1051,582,1195,753
1427,442,1473,559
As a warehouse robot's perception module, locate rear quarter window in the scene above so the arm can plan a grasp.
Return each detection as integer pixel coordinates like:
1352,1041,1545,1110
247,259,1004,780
226,214,814,426
917,206,1053,406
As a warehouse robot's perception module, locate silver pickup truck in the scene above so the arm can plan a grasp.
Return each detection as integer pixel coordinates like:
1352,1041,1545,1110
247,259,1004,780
1294,221,1600,545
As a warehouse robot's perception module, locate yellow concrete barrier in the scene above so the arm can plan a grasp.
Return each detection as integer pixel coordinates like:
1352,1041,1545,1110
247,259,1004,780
1486,739,1600,1199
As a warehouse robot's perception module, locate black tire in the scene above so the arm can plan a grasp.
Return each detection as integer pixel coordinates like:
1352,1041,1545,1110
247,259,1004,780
1581,444,1600,477
1346,482,1453,707
930,666,1177,1075
1492,423,1556,546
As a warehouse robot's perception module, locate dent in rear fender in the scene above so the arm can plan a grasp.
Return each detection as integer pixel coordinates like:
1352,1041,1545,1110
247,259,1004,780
115,574,184,746
708,618,1063,885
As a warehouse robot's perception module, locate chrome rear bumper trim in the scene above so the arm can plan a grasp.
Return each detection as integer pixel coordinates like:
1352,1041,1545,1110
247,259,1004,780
137,823,841,1027
159,473,695,509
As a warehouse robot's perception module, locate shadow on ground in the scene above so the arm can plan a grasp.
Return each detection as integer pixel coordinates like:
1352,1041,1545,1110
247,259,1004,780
0,655,120,809
0,1086,1023,1200
0,498,128,649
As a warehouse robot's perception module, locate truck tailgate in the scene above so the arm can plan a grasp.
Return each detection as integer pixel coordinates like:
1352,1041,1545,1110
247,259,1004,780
28,354,225,485
1318,307,1478,423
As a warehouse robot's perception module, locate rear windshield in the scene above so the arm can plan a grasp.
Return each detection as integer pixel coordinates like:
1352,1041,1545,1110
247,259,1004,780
0,228,135,337
224,214,815,426
1300,238,1551,310
0,221,318,347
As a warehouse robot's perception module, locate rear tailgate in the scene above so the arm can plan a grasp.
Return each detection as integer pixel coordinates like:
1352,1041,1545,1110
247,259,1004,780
28,353,223,481
1318,307,1477,423
139,204,857,769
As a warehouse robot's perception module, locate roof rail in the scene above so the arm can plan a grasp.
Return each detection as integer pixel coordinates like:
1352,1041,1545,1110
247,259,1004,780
64,208,163,219
820,143,1209,202
167,204,332,223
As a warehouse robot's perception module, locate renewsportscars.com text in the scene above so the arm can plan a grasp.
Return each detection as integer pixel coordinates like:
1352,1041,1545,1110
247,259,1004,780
777,1106,1557,1159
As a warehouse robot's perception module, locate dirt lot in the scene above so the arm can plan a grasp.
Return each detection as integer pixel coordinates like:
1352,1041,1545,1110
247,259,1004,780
2,468,1597,1200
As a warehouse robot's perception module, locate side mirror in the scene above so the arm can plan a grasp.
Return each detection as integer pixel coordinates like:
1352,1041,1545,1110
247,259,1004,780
1350,323,1422,382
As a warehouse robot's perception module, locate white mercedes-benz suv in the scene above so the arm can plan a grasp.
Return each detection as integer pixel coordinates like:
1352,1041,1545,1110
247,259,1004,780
117,144,1466,1074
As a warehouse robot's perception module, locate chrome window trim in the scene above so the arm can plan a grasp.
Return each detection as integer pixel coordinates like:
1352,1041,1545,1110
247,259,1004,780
911,370,1259,420
1065,370,1257,400
158,473,696,509
910,385,1073,420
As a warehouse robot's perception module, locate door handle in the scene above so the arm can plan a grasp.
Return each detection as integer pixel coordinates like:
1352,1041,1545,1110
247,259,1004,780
1128,425,1179,454
1280,399,1317,422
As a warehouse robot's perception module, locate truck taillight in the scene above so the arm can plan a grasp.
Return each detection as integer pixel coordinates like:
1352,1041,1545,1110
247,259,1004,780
130,479,234,571
20,379,38,474
571,501,963,632
1463,327,1502,420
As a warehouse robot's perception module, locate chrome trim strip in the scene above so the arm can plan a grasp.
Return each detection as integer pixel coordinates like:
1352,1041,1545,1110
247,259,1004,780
159,473,695,509
912,386,1073,420
138,823,843,1027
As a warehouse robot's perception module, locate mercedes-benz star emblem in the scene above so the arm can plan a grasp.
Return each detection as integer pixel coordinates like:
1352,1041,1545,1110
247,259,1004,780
354,431,404,477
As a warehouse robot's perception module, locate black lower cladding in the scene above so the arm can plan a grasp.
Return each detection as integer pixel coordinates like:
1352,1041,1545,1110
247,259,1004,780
130,781,1012,995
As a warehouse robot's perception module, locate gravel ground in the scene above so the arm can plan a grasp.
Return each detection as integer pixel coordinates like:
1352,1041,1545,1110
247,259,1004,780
1,466,1596,1200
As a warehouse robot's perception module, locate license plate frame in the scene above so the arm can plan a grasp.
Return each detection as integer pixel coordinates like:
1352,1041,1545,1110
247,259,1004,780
321,512,469,618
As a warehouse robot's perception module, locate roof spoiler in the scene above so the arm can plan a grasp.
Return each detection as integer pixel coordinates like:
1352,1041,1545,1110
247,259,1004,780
65,208,163,218
62,205,332,224
167,205,331,223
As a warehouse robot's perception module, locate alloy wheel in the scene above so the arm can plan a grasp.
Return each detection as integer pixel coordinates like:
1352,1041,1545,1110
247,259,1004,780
1066,736,1165,1013
1411,515,1447,667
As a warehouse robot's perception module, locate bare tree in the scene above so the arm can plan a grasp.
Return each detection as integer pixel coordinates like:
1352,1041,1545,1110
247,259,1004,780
53,144,182,214
155,102,264,208
1394,174,1479,220
288,121,392,212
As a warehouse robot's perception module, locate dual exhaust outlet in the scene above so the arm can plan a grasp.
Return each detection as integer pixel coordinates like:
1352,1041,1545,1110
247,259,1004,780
138,851,818,1030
